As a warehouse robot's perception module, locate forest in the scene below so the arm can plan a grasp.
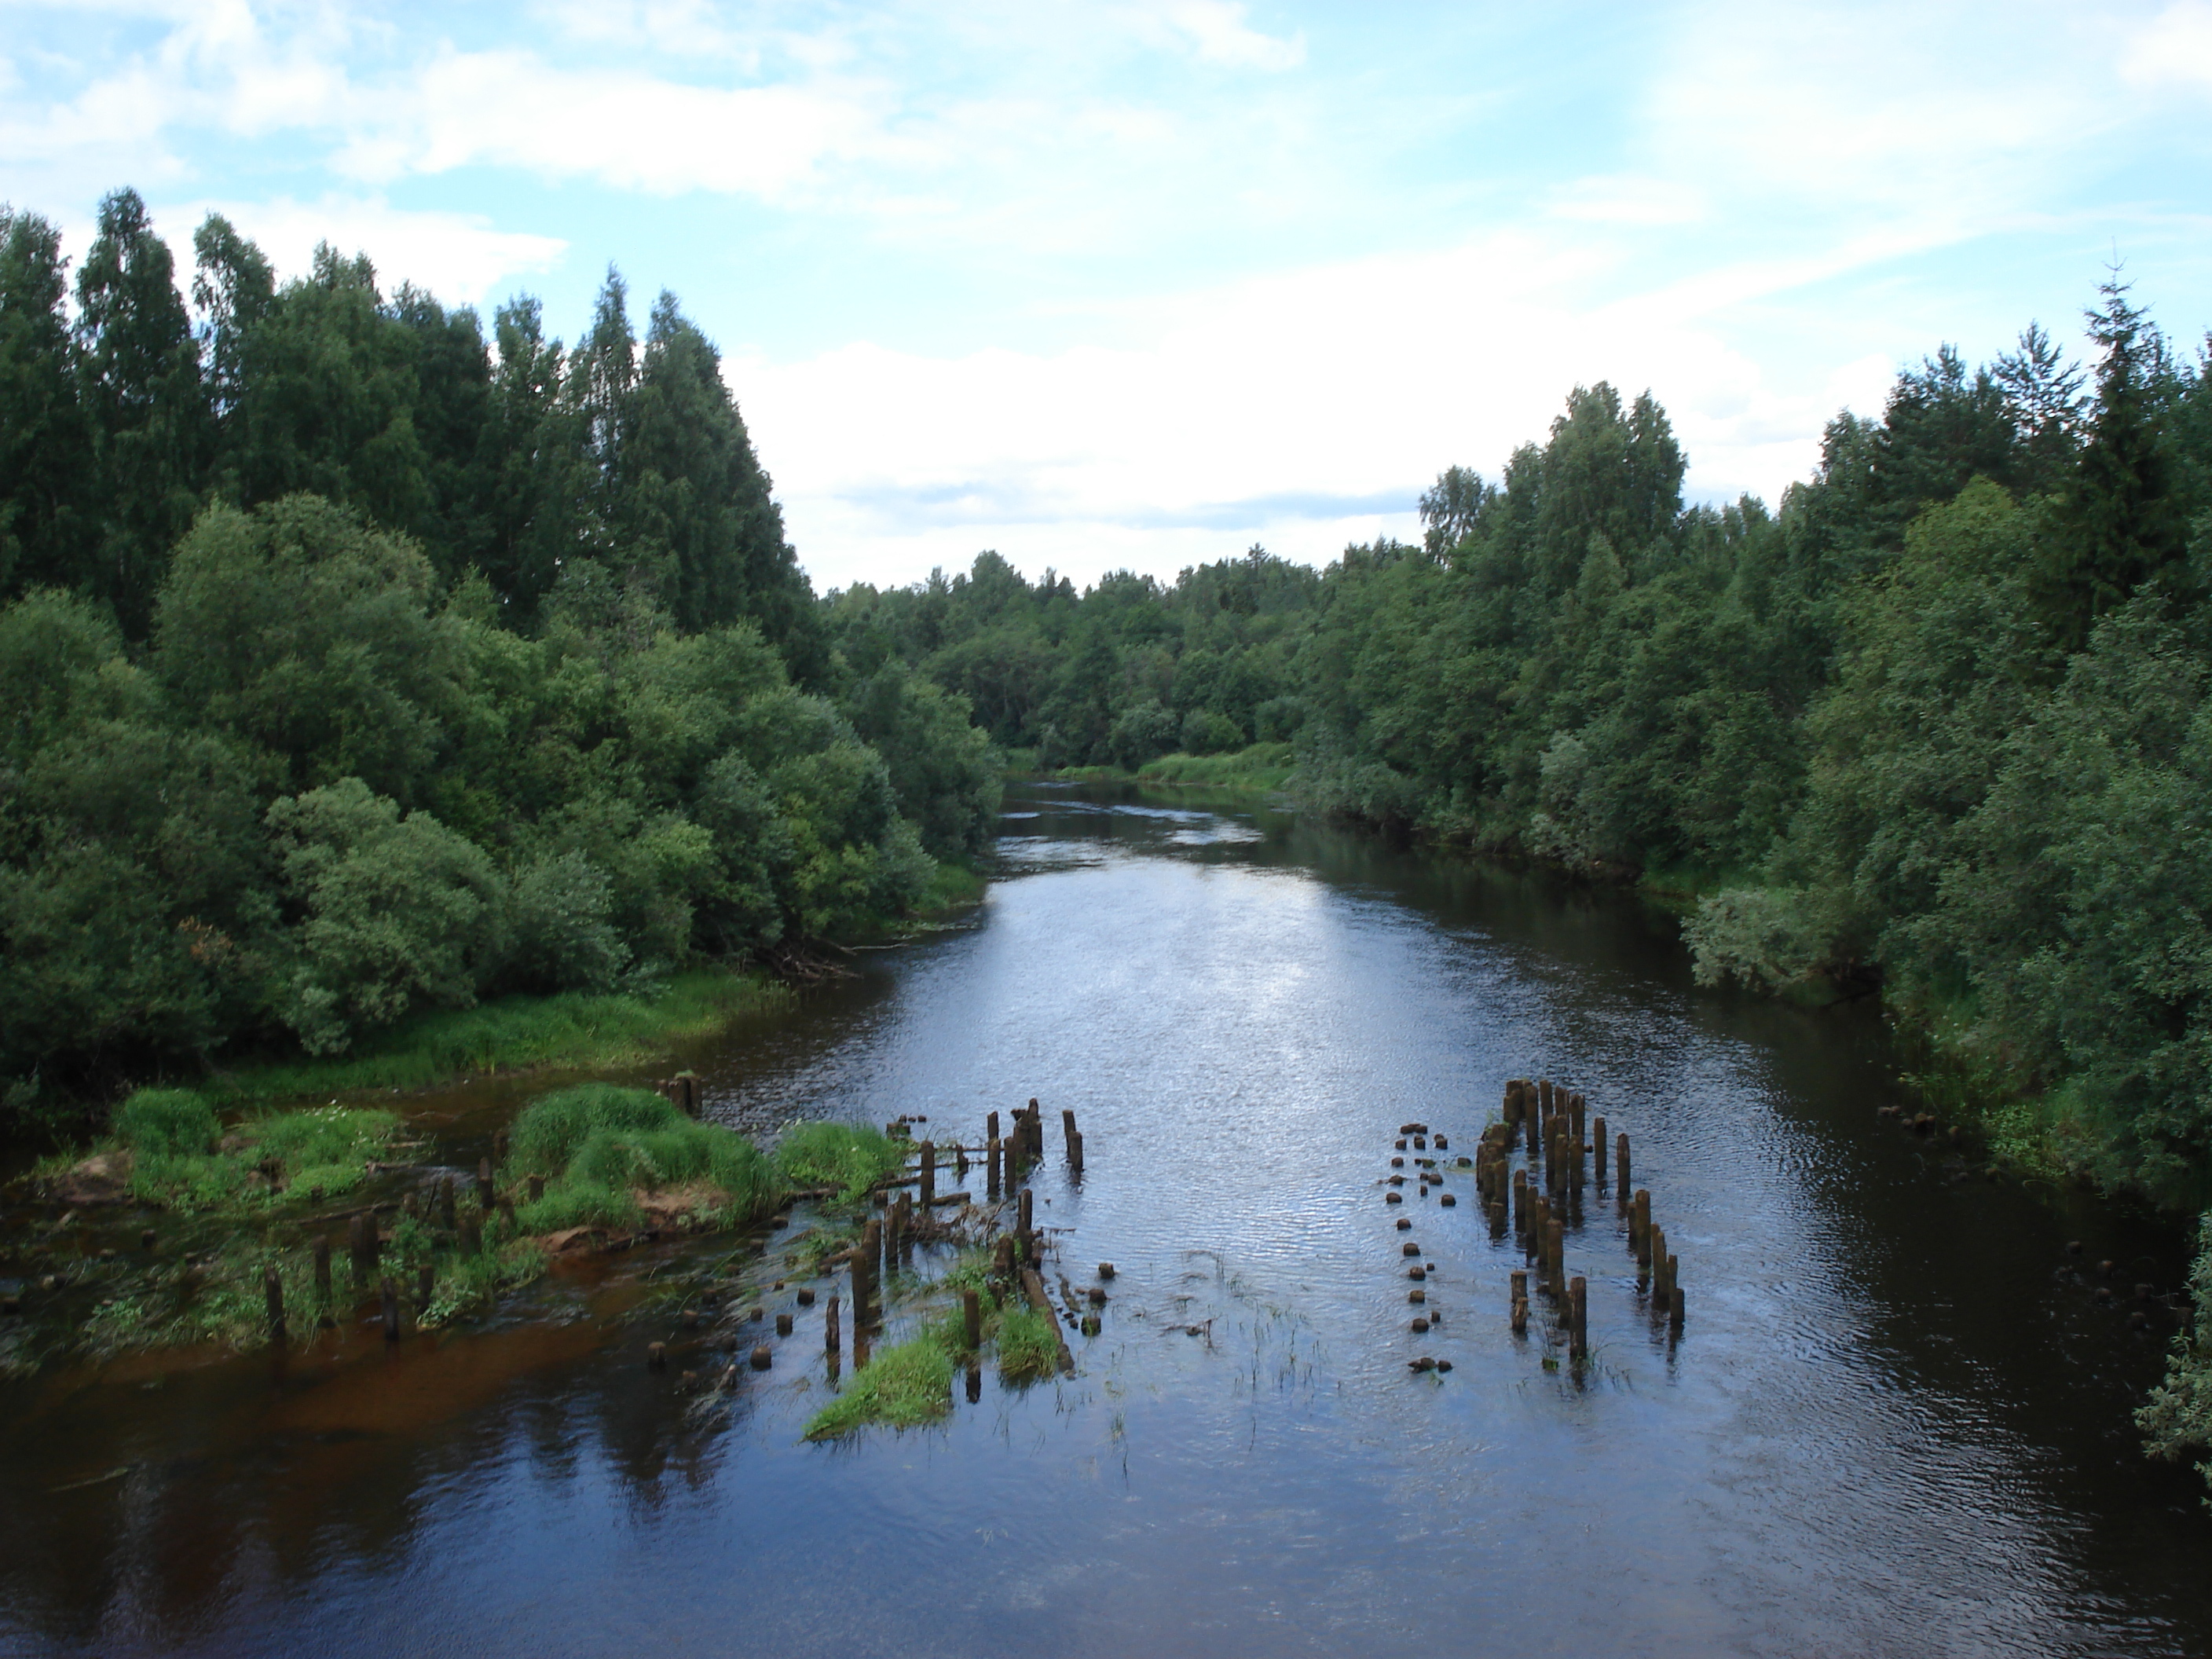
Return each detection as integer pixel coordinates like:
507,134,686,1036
0,189,998,1122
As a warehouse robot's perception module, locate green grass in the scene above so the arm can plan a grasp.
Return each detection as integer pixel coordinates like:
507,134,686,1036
995,1302,1060,1383
1133,742,1297,792
803,1335,957,1438
51,1089,405,1213
503,1083,780,1233
202,969,789,1108
774,1121,907,1203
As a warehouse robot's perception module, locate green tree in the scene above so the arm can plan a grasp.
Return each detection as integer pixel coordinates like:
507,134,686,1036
75,188,207,632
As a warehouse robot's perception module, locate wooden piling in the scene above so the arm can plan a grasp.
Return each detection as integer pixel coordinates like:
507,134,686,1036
1668,1280,1685,1331
313,1236,332,1306
1617,1135,1631,1203
265,1266,286,1339
1569,1275,1588,1361
987,1136,1002,1198
919,1140,936,1208
776,1312,793,1336
1593,1116,1607,1185
1649,1226,1668,1306
826,1291,841,1353
1569,1093,1585,1153
1540,1079,1555,1117
1061,1108,1079,1148
1068,1127,1083,1174
855,1220,881,1326
1017,1188,1034,1260
380,1275,401,1341
962,1287,982,1350
1510,1268,1529,1335
1632,1189,1651,1262
1513,1168,1529,1240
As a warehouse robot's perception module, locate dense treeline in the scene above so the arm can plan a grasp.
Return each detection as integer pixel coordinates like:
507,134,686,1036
0,190,997,1119
825,283,2212,1210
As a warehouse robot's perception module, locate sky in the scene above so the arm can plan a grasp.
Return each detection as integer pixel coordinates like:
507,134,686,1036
5,0,2212,594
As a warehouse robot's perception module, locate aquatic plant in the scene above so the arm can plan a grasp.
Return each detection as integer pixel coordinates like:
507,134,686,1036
803,1336,956,1438
994,1304,1060,1384
504,1083,778,1232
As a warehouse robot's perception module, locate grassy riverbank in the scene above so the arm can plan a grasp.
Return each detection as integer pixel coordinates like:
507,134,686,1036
203,969,793,1110
1043,741,1298,795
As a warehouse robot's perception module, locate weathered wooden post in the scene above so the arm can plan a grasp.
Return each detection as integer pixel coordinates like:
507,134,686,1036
1513,1169,1529,1241
1649,1226,1669,1307
825,1290,841,1353
1540,1079,1555,1118
380,1275,401,1341
1027,1099,1046,1158
1668,1277,1686,1332
1510,1269,1529,1335
855,1219,881,1326
1569,1275,1588,1361
987,1136,1002,1198
962,1287,982,1350
1017,1188,1034,1260
1617,1135,1631,1203
776,1312,793,1336
1592,1116,1607,1186
265,1266,286,1340
1068,1127,1084,1174
919,1141,936,1208
313,1236,333,1307
1632,1189,1651,1262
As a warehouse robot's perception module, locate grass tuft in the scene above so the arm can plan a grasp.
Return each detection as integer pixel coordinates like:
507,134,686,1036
504,1082,779,1232
774,1121,906,1203
803,1336,956,1439
995,1303,1060,1383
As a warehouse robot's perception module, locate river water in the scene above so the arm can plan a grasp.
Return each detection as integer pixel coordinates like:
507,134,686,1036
2,783,2207,1657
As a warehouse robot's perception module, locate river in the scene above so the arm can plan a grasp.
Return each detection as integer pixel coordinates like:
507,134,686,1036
2,782,2206,1657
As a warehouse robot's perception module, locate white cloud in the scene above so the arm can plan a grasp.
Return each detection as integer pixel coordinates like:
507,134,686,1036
169,195,567,303
738,232,1912,591
331,49,887,197
1133,1,1305,71
1548,174,1708,227
2122,0,2212,88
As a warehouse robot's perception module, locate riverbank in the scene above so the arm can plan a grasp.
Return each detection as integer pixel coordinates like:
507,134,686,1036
1035,740,1298,795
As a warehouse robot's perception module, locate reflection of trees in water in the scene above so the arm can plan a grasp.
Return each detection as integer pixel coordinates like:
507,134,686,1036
0,1320,764,1646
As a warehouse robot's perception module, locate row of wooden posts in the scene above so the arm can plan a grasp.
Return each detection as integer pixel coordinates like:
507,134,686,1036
1474,1076,1683,1362
265,1130,534,1344
823,1099,1082,1376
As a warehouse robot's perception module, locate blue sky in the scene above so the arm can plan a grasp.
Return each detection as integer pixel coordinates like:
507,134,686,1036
6,1,2211,592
